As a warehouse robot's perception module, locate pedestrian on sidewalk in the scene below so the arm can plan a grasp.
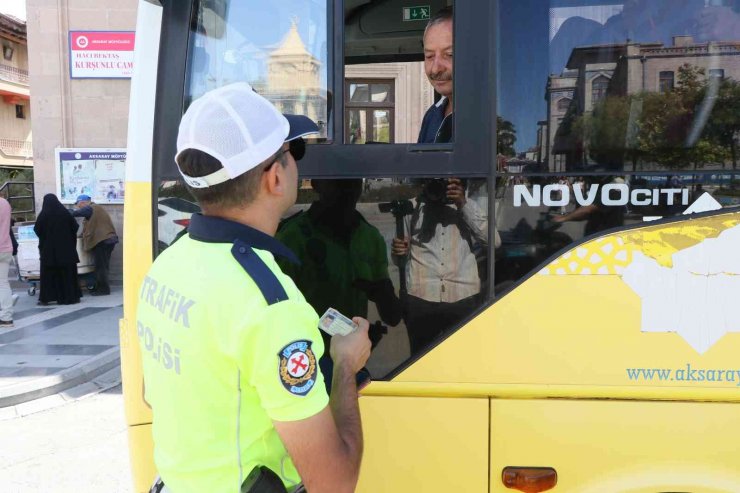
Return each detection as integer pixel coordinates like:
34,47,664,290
72,195,118,296
34,194,81,306
0,197,14,327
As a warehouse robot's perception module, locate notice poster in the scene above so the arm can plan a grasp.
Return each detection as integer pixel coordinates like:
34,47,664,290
95,159,126,201
56,149,126,204
69,31,135,79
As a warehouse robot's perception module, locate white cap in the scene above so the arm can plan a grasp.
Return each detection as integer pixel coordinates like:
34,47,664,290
175,82,318,189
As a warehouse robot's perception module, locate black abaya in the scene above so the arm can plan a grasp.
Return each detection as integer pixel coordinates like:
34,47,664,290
34,194,81,304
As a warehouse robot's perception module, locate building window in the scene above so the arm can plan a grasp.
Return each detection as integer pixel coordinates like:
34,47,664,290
15,105,24,119
709,69,725,80
659,71,674,93
556,97,572,113
345,79,395,144
2,45,12,61
591,75,609,106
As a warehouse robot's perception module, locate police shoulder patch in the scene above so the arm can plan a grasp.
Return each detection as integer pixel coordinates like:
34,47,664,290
278,340,318,396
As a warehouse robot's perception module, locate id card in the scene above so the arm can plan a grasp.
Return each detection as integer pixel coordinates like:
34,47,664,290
318,308,357,336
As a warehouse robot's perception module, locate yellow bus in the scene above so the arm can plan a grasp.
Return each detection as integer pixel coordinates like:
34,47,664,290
122,0,740,491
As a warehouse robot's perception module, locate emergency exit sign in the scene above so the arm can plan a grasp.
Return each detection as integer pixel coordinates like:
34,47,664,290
403,6,431,21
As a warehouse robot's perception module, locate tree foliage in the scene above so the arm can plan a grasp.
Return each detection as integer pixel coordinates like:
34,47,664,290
569,63,740,170
497,116,517,157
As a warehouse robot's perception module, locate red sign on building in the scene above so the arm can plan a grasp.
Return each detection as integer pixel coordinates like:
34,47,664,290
69,31,136,79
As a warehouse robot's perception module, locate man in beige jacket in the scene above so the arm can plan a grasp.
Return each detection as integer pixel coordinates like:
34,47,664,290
72,194,118,296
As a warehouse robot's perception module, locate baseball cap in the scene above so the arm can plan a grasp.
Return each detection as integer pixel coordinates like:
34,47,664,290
175,82,319,189
75,194,91,204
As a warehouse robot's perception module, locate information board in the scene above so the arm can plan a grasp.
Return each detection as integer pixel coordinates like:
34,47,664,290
55,148,126,204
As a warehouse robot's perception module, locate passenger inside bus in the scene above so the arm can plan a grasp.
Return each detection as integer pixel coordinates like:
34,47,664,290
276,178,402,386
417,6,453,144
389,7,490,353
391,177,489,353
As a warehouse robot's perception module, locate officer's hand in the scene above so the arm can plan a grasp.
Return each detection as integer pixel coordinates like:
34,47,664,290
330,317,371,373
447,178,467,209
391,237,409,256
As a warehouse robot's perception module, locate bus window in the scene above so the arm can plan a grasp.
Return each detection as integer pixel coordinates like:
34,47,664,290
494,172,740,294
277,177,489,378
185,0,331,139
156,181,202,252
498,0,740,174
494,0,740,293
344,1,453,144
153,174,490,377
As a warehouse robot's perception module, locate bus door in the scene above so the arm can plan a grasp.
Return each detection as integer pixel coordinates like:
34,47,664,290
125,0,497,491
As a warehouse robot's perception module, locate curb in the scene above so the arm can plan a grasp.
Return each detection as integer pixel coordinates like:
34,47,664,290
0,347,121,408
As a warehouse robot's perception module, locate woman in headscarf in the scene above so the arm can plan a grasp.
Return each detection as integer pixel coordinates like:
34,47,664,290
34,194,81,305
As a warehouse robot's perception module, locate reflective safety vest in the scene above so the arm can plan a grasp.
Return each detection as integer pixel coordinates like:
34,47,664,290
136,214,328,493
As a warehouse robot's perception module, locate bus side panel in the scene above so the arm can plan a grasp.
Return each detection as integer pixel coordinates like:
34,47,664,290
397,212,740,397
356,396,488,493
490,399,740,492
121,180,154,492
127,423,156,493
121,180,154,425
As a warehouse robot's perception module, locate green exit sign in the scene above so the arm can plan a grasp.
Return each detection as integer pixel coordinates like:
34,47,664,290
403,5,431,21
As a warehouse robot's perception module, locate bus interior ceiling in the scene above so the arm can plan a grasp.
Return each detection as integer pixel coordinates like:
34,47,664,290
345,0,449,63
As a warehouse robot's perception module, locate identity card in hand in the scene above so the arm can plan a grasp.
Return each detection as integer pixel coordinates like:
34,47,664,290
319,308,357,336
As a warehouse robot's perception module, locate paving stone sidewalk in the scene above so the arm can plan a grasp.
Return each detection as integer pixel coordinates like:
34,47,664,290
0,281,123,416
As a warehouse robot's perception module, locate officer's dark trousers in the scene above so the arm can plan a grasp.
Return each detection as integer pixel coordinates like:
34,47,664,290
93,242,115,294
404,294,479,354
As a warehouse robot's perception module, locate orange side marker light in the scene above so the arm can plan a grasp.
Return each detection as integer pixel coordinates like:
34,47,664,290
502,467,557,492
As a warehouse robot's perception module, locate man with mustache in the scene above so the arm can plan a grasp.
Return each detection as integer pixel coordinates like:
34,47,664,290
418,6,454,144
392,6,490,355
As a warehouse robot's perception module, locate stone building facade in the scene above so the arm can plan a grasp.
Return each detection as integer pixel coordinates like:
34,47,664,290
545,70,577,172
545,36,740,170
26,0,138,279
0,13,31,170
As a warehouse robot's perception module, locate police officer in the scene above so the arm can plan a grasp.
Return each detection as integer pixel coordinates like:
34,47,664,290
137,83,371,493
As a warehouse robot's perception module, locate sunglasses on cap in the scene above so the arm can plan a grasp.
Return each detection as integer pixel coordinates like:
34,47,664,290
289,137,306,161
266,138,306,171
